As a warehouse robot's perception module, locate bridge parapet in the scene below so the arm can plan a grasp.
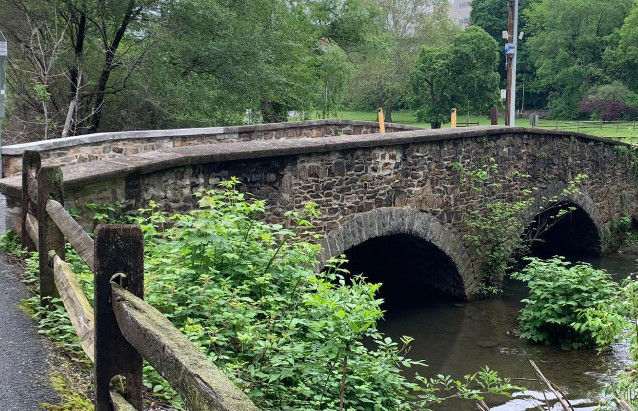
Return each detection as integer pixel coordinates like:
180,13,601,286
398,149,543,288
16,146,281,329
1,119,416,177
1,125,636,299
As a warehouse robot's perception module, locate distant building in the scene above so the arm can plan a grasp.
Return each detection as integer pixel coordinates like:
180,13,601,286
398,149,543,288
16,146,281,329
449,0,473,27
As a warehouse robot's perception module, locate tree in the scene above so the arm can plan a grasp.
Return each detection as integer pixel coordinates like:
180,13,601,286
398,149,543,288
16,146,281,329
469,0,510,41
580,82,638,121
126,0,378,126
448,26,501,114
315,41,353,118
604,4,638,94
347,0,459,122
412,26,500,128
126,0,319,126
0,0,160,139
524,0,634,118
307,0,380,55
411,47,451,128
470,0,546,108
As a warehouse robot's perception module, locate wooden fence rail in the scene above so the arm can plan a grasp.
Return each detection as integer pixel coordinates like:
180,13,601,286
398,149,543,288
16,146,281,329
50,251,95,361
20,150,258,411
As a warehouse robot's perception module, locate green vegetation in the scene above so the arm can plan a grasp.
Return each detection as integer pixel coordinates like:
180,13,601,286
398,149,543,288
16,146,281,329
512,258,638,407
523,0,635,118
4,0,638,140
0,230,27,257
411,26,500,128
512,257,622,349
1,181,519,409
451,158,587,293
42,374,94,411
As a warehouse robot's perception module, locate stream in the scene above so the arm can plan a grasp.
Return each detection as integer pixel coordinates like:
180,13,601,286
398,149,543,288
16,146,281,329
378,254,636,410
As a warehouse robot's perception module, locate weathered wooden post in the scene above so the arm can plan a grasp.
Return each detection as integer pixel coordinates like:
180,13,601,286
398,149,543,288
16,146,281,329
37,165,65,305
21,150,40,250
94,225,144,410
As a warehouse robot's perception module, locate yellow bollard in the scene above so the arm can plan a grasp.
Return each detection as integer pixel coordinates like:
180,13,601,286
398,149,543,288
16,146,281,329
377,108,386,133
451,108,457,128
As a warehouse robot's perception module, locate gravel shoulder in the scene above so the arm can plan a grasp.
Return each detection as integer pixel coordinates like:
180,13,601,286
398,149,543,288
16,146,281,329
0,193,58,410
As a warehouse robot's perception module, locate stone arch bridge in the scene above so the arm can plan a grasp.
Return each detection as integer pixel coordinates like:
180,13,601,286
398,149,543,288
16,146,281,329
1,120,636,300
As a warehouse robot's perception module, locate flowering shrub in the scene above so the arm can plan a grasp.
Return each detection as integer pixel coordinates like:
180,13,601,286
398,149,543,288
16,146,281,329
579,82,638,120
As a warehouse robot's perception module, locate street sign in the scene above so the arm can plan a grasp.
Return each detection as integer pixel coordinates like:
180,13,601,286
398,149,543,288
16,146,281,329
504,43,516,55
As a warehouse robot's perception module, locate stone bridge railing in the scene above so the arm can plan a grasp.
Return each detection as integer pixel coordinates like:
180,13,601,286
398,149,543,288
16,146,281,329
2,124,636,299
1,119,416,177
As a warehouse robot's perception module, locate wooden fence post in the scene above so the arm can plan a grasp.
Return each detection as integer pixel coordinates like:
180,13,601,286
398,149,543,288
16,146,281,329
21,150,40,250
37,166,65,305
94,225,144,411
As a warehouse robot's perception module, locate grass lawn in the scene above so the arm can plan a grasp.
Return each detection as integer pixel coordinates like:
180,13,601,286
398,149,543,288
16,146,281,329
330,110,638,141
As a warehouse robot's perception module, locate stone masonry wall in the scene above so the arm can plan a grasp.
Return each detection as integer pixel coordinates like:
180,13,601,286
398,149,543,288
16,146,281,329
131,134,636,239
3,128,636,299
1,121,414,177
121,133,637,298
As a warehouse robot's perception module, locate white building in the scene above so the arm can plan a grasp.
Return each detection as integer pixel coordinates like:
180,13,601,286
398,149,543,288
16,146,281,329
449,0,473,27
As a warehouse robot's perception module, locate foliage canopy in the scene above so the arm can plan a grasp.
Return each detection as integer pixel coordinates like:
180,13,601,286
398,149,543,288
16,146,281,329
411,26,499,127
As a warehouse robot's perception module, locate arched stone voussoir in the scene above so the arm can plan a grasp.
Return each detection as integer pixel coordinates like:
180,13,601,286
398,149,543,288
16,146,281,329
318,207,478,299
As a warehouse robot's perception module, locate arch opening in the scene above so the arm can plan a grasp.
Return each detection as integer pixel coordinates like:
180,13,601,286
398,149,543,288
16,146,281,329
341,233,465,308
525,201,602,258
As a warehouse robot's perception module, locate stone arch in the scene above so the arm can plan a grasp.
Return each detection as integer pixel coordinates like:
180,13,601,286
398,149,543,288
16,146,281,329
318,208,478,300
523,184,604,257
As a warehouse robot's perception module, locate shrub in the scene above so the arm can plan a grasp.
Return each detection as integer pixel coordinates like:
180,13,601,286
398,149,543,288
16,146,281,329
584,275,638,409
512,257,621,349
579,82,638,121
17,180,519,409
0,230,27,257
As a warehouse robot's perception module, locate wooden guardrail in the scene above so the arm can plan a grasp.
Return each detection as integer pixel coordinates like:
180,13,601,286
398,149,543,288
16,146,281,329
20,150,258,411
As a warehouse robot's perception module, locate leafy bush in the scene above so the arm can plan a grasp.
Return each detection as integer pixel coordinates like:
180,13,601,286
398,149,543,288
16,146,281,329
0,230,28,257
16,180,519,409
512,257,621,349
132,180,517,409
579,82,638,121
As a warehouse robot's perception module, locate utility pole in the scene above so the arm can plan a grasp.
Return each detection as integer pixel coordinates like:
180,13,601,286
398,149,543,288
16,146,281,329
0,31,7,177
505,0,519,127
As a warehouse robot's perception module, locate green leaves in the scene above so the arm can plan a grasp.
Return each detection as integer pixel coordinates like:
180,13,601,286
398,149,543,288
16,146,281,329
512,257,622,348
524,0,635,118
412,26,500,127
12,179,520,409
514,259,638,407
133,180,518,409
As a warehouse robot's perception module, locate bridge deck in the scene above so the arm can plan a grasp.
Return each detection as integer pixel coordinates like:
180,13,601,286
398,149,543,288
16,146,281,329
0,126,624,199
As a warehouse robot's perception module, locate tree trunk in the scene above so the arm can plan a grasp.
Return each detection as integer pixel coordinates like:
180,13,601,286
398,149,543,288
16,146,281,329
67,5,87,136
89,1,138,133
383,103,393,123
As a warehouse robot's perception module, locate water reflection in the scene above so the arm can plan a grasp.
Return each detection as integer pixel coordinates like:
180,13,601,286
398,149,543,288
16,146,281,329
378,254,636,410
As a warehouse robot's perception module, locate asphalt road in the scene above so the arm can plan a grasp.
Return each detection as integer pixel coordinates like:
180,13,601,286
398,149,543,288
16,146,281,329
0,194,58,410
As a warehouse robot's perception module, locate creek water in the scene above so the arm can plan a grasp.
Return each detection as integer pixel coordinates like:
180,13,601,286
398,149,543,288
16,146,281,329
378,254,636,410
